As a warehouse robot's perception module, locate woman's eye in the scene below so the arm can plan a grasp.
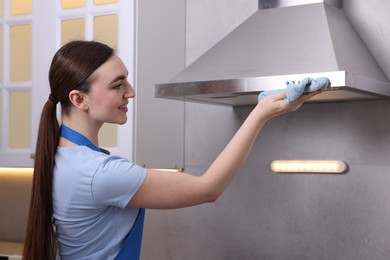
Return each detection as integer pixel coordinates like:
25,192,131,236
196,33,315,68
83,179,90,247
113,84,122,89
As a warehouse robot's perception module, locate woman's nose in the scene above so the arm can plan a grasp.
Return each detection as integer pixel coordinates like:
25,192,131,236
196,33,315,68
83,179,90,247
125,83,136,98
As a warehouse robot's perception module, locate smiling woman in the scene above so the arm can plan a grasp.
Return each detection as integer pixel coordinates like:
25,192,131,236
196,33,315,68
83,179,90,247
23,41,124,260
22,40,319,260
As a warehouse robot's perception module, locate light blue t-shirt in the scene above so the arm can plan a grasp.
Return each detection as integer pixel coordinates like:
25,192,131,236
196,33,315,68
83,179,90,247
53,146,147,260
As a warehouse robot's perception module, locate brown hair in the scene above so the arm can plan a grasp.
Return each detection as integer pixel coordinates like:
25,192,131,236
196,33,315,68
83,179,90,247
23,41,114,260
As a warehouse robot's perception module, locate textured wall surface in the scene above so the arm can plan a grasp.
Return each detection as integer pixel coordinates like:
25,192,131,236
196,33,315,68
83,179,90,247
142,1,390,259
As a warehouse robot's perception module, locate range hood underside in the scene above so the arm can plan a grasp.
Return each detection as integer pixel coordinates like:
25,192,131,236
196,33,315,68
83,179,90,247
156,71,390,106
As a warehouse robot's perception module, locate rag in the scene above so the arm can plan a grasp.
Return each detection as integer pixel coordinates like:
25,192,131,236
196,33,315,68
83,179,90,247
258,77,331,111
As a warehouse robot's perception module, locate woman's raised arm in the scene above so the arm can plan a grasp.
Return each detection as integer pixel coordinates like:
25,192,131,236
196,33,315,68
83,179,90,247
129,90,320,209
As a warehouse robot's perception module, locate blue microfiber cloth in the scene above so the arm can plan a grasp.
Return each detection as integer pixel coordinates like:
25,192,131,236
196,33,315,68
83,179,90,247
258,77,331,111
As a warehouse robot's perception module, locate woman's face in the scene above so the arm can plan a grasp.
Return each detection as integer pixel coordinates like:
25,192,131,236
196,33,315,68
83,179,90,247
85,54,135,125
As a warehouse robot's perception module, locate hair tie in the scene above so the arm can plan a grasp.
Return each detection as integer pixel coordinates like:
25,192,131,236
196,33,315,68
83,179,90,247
48,94,59,105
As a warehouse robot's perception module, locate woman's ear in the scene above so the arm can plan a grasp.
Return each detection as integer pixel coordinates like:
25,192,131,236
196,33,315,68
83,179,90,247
69,90,88,111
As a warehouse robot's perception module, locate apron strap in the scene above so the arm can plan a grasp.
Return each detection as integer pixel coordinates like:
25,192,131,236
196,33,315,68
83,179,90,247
115,208,145,260
60,124,110,154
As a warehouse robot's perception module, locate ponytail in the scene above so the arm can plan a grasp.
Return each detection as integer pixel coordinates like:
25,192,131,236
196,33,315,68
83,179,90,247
23,99,60,260
22,40,114,259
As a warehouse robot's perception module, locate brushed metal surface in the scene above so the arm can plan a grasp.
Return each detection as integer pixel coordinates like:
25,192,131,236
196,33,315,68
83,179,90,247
155,1,390,105
156,71,390,106
259,0,342,10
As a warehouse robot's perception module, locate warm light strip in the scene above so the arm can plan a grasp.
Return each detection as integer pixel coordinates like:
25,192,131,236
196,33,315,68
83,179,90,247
271,160,348,173
0,167,34,175
0,167,186,174
152,168,185,172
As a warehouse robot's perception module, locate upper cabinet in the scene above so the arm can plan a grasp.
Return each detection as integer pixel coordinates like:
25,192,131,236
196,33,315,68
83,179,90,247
0,0,34,166
0,0,185,169
0,0,135,166
134,0,185,169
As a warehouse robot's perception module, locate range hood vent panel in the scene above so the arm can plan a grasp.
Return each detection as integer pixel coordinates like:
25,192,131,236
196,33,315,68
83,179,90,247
156,1,390,105
171,4,342,83
325,4,388,80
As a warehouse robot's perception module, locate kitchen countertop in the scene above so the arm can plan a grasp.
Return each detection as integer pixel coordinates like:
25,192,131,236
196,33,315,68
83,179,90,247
0,242,23,259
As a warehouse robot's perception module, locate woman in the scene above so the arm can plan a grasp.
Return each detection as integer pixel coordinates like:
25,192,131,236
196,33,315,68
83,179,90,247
23,40,320,260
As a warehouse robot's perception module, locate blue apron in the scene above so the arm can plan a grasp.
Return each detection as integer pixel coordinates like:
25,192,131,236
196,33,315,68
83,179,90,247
60,125,145,260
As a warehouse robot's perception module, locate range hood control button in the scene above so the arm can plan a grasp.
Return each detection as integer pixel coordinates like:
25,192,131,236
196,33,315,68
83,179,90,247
285,80,301,85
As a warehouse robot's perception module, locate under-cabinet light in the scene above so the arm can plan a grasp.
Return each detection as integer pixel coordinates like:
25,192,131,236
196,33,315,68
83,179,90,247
0,167,34,175
0,167,185,175
271,160,348,173
152,168,184,172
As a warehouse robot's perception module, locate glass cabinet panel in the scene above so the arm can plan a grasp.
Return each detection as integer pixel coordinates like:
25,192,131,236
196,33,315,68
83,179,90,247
94,0,117,5
94,14,118,147
94,14,118,49
98,124,117,147
9,91,31,148
10,24,32,82
62,0,85,9
62,18,85,45
11,0,32,15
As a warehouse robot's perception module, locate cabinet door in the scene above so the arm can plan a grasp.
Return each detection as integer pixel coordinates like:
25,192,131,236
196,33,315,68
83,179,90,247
0,0,35,166
0,0,135,166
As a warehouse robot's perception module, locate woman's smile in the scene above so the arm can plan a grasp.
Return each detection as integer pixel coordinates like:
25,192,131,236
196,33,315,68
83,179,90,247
119,103,128,113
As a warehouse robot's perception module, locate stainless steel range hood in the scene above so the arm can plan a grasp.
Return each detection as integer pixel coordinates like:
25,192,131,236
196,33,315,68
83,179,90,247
155,0,390,106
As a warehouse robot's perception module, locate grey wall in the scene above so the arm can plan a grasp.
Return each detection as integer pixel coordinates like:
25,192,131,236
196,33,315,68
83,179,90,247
135,0,185,169
141,1,390,259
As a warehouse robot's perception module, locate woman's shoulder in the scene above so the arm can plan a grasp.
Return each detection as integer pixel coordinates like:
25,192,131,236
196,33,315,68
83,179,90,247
57,145,112,160
56,146,113,170
56,145,143,173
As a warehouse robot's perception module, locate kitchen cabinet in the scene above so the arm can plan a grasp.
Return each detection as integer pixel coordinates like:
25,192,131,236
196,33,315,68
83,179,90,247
0,0,185,168
134,0,185,169
0,0,135,166
0,0,38,166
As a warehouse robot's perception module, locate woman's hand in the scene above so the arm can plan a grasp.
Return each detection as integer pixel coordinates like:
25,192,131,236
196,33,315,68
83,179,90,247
257,89,322,119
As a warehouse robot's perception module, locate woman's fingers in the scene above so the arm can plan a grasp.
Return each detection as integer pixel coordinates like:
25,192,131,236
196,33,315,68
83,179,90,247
291,90,322,106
